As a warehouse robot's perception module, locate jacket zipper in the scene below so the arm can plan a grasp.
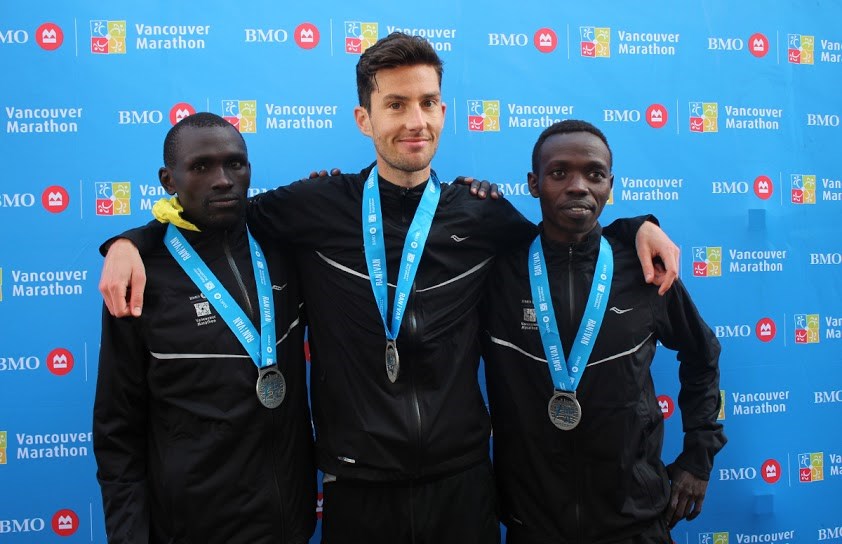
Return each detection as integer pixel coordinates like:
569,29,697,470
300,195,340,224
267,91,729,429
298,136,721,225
567,243,582,542
401,187,424,472
223,230,255,321
271,409,286,541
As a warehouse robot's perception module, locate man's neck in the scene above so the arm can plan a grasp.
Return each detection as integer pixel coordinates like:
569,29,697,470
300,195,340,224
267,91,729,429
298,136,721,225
542,223,598,245
376,161,430,189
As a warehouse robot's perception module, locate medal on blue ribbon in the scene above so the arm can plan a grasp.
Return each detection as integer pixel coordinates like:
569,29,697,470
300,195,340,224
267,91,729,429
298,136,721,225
362,165,441,383
165,224,284,409
528,235,613,430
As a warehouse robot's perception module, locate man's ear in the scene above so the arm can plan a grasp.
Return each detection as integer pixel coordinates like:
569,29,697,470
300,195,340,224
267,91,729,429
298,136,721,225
354,106,372,137
609,173,614,188
159,167,176,195
527,172,540,198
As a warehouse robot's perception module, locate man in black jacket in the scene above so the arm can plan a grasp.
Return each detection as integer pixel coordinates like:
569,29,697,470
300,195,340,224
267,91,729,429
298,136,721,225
482,120,725,544
98,35,680,544
93,113,315,544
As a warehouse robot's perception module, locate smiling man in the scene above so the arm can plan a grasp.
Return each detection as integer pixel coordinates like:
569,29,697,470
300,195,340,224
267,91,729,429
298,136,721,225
93,113,315,544
482,120,725,544
98,35,681,543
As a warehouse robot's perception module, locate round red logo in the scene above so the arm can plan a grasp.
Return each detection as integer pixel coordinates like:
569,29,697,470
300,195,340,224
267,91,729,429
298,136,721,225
36,22,63,51
753,175,773,200
646,104,668,129
47,348,74,376
657,395,675,419
534,28,557,53
51,509,78,536
42,185,70,213
761,458,781,484
170,102,196,125
295,23,320,49
748,33,770,58
169,103,196,126
755,318,776,342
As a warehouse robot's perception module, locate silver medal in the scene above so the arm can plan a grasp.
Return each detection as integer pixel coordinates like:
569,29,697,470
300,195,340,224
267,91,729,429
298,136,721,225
256,366,286,409
548,391,582,430
385,340,400,383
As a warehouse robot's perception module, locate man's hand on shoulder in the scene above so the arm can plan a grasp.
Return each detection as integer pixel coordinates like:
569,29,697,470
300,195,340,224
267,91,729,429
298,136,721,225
99,239,146,318
665,463,709,528
635,221,679,295
302,168,341,181
454,176,502,200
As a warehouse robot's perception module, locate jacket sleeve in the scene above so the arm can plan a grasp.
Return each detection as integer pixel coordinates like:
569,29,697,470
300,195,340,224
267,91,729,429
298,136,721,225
601,215,658,246
93,305,150,543
654,279,726,480
99,219,167,257
247,176,346,246
481,197,539,250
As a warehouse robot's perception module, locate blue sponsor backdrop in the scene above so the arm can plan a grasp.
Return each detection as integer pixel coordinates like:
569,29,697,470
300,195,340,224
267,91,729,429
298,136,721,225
1,0,841,541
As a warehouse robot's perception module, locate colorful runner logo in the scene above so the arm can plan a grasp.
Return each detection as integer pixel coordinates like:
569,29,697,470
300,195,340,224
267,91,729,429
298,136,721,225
345,21,378,54
790,174,816,204
798,452,823,482
467,100,500,132
794,313,820,344
222,100,257,133
689,102,718,133
95,182,131,216
90,20,127,54
699,532,729,544
0,431,6,464
580,26,610,57
788,34,814,64
692,246,722,277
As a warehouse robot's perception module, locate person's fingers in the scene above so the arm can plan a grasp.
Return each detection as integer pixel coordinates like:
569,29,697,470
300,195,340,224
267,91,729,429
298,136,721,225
686,494,705,521
657,268,678,296
489,183,501,199
99,275,128,317
329,168,341,176
128,265,147,317
638,245,656,284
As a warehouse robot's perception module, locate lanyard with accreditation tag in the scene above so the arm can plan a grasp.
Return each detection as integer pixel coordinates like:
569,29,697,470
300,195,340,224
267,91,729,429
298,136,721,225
528,235,613,429
362,165,441,383
164,224,285,409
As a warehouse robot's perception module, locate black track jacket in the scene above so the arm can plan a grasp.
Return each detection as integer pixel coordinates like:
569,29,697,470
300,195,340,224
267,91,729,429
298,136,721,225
482,225,725,543
94,220,316,544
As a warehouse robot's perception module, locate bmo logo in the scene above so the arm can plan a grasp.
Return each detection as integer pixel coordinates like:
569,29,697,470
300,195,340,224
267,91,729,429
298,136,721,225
755,318,776,342
52,509,78,536
295,23,319,49
534,28,557,53
719,459,781,483
47,348,74,376
657,394,675,419
169,102,196,125
0,509,77,535
42,185,70,213
707,33,768,58
761,459,781,484
603,104,667,128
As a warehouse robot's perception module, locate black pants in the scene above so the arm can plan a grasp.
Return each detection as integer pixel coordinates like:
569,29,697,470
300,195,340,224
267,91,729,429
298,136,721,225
322,460,499,544
506,516,670,544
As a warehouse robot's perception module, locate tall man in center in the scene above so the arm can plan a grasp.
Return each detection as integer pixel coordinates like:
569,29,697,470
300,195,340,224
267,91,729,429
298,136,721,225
100,33,679,543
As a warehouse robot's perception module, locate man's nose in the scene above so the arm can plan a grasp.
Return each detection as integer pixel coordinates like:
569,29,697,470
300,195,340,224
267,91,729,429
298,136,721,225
405,104,425,130
211,166,235,189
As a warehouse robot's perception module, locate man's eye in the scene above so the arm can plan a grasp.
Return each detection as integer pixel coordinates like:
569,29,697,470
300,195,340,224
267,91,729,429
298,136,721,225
192,163,207,172
229,160,243,169
550,169,566,178
388,102,402,110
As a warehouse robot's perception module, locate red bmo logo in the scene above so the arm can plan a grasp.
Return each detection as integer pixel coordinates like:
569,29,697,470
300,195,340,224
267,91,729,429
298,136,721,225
169,102,196,125
295,23,319,49
316,492,323,519
749,33,769,58
52,509,78,536
646,104,668,128
657,395,675,419
47,348,74,376
534,28,557,53
761,459,781,484
36,22,63,50
755,318,776,342
41,185,70,213
754,175,773,200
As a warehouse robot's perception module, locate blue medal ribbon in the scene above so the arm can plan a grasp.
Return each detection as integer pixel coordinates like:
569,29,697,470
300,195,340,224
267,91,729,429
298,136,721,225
165,224,276,369
528,235,613,392
362,165,440,343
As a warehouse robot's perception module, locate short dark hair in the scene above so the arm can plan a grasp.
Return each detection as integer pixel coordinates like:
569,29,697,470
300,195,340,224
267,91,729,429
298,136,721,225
163,112,246,167
356,32,444,110
531,119,613,174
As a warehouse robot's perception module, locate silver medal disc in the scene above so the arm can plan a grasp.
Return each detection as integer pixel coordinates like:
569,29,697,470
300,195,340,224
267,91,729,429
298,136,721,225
256,366,286,409
385,341,400,383
548,391,582,430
